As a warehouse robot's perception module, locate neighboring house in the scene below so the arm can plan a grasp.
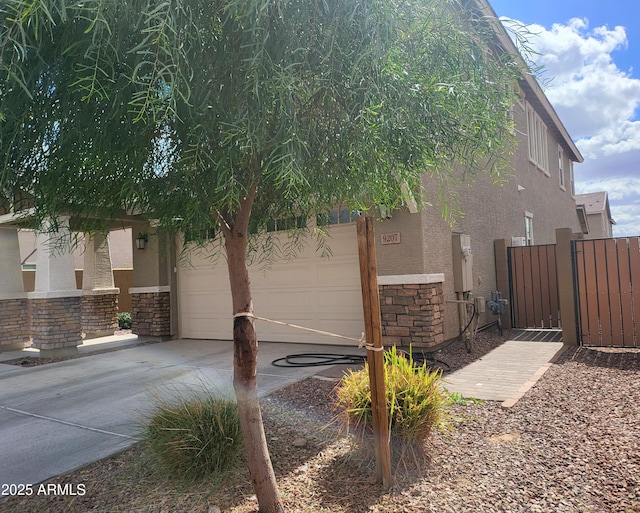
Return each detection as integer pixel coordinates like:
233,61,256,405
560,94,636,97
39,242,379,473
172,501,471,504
575,192,616,239
18,229,133,270
0,0,597,354
0,222,135,353
17,228,133,309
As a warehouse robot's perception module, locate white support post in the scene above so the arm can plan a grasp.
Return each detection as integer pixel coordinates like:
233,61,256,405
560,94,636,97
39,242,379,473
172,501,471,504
0,227,29,351
28,216,83,356
82,233,119,339
0,227,26,298
32,216,80,297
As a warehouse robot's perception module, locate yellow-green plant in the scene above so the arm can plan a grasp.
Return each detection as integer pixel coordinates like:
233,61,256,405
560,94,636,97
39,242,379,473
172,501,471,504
336,346,452,449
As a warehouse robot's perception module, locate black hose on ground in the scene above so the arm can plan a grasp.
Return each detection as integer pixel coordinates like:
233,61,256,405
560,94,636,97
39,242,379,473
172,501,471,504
271,350,451,373
270,301,478,372
271,353,366,367
424,300,478,354
409,351,451,373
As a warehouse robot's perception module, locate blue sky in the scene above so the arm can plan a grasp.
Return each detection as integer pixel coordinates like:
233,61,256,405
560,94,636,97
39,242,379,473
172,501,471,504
489,0,640,236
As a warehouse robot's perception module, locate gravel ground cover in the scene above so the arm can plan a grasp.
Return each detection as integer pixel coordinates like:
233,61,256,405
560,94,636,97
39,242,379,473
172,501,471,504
2,330,639,513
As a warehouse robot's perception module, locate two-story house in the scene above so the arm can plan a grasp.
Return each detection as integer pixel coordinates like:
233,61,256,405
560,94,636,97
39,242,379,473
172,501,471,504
575,192,616,239
0,0,589,354
172,0,586,348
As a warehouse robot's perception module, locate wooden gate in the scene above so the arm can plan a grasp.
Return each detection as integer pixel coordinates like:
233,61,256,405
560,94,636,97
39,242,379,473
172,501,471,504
573,237,640,347
508,244,560,329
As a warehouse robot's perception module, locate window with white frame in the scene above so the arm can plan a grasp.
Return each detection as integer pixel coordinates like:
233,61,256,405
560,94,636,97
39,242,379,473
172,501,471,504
266,215,307,232
569,161,575,196
558,146,565,190
527,104,549,173
506,85,525,136
525,212,534,246
316,207,359,226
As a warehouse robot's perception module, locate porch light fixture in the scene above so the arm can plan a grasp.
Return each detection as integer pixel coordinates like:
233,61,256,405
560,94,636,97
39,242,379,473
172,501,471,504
136,233,148,250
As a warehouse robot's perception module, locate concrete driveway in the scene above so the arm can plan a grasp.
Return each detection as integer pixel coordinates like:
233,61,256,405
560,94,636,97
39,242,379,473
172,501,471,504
0,338,362,487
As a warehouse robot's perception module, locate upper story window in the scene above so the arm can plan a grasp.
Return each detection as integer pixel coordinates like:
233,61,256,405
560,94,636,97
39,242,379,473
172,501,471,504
525,212,534,246
266,215,307,232
570,161,576,197
317,208,359,226
184,226,217,244
558,146,566,190
526,104,549,174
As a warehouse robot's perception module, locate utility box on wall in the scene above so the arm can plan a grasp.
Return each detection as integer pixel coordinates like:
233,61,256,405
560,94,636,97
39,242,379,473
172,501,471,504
452,233,473,293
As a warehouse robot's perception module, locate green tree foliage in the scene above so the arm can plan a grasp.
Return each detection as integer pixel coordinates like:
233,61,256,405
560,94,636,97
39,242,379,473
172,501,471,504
1,1,522,510
1,0,519,235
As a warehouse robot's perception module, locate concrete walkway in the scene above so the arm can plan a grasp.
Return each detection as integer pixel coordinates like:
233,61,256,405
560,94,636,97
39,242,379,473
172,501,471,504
444,339,566,407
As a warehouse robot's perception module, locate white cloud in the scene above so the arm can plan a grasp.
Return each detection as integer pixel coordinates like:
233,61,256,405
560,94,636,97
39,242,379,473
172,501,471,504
576,176,640,200
505,17,640,147
518,18,640,147
577,121,640,159
503,16,640,237
610,204,640,237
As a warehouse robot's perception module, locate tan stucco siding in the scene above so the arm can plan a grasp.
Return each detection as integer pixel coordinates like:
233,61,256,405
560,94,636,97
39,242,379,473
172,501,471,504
585,213,612,239
374,210,425,276
411,99,583,341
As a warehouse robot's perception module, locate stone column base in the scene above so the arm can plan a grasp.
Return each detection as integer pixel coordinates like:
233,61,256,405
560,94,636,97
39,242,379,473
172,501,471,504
130,287,171,337
28,292,83,357
0,295,30,352
378,275,445,349
82,289,120,339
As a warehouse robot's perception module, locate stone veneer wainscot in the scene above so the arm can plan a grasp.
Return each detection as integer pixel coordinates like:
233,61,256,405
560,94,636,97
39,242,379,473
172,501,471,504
378,274,445,349
0,295,30,351
129,286,171,337
29,291,83,356
82,289,120,339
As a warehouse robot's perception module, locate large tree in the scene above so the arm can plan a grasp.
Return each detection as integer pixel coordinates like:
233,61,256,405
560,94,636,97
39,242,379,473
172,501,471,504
0,0,521,510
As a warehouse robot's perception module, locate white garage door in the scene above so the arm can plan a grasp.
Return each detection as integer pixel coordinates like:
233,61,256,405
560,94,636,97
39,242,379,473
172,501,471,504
177,225,364,344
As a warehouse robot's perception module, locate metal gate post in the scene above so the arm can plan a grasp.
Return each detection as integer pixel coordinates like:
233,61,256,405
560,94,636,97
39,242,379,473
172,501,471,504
555,228,578,345
494,239,513,330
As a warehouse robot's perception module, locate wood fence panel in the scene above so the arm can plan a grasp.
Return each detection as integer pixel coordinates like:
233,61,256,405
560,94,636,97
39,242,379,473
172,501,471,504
582,241,600,345
510,248,527,328
630,237,640,345
574,240,589,344
538,246,550,327
509,237,639,347
508,245,560,329
594,240,611,345
530,246,544,327
575,242,590,345
617,238,634,344
547,246,560,327
541,245,559,327
522,247,535,327
606,238,623,344
575,237,640,347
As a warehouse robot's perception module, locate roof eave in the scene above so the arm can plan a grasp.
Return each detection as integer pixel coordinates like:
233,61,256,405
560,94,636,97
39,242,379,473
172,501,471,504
467,0,584,164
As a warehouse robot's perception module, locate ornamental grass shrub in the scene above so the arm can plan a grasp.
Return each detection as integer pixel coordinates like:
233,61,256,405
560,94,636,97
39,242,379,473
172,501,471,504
336,346,452,458
146,391,242,481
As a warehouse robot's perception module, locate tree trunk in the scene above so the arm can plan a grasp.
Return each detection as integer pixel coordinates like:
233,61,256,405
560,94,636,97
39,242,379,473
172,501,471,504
223,194,285,513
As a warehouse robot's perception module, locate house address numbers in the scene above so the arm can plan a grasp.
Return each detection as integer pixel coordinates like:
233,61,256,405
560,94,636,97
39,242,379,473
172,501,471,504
381,232,401,245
